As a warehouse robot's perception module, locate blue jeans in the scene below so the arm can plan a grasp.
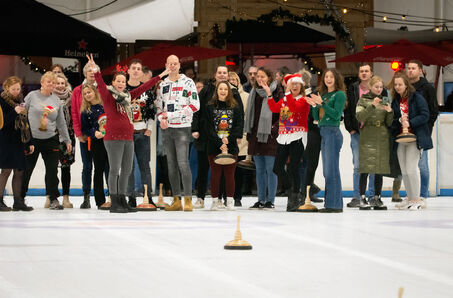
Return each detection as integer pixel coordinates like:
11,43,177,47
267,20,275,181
133,156,142,193
320,127,343,209
189,143,198,189
253,155,277,203
79,141,93,194
350,133,375,198
419,150,429,197
128,133,152,197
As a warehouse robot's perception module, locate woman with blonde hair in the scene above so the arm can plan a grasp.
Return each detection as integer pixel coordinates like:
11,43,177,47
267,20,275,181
21,71,72,210
0,76,34,211
80,83,108,208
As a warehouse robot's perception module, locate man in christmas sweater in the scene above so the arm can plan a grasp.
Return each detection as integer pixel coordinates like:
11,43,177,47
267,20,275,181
156,55,200,211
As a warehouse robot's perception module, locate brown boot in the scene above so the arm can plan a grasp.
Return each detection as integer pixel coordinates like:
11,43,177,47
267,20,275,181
44,195,50,208
392,179,402,202
165,196,182,211
62,195,73,208
184,196,193,212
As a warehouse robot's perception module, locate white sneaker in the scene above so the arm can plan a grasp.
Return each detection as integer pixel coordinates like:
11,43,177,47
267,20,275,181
420,198,427,209
211,198,225,211
226,197,235,211
395,198,410,209
193,198,205,209
408,198,423,210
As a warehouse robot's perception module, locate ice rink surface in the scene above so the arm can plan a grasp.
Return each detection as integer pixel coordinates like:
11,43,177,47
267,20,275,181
1,195,453,298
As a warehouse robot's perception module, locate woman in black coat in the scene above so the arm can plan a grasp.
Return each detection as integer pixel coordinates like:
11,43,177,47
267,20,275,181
390,72,432,210
0,76,34,211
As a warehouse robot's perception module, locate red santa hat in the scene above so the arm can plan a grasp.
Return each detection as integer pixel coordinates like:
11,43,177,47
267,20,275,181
284,73,304,85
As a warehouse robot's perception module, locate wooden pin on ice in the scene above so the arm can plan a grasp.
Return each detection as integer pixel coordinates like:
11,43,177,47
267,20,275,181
224,216,252,250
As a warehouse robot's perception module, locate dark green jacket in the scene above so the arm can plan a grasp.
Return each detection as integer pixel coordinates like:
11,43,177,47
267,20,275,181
356,92,394,174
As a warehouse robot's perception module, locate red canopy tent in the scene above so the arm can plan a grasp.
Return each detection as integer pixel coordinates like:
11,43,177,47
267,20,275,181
102,43,237,74
331,39,453,66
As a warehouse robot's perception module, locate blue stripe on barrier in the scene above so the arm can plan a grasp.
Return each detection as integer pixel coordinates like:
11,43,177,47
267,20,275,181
20,189,453,197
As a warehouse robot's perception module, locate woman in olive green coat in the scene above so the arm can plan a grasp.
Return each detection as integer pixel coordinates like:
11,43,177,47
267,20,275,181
355,76,394,210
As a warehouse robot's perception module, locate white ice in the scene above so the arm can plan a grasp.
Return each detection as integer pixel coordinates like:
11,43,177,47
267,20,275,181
1,196,453,298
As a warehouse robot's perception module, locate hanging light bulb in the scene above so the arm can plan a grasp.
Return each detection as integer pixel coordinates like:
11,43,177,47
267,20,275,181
401,15,406,20
434,26,441,32
342,8,348,14
383,16,388,22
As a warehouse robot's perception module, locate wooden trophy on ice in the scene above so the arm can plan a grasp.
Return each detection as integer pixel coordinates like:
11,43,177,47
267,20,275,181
296,185,318,212
156,183,169,210
137,184,157,211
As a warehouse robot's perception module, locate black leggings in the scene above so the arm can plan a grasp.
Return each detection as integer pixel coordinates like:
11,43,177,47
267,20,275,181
304,129,321,186
273,139,304,193
360,173,383,196
21,136,60,199
60,167,70,196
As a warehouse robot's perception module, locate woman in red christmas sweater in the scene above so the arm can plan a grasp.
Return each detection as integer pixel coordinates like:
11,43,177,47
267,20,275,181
86,54,170,213
266,74,310,211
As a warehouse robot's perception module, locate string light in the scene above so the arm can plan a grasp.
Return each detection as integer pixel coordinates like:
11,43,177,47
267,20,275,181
434,26,441,32
401,15,406,20
383,16,388,22
342,8,348,14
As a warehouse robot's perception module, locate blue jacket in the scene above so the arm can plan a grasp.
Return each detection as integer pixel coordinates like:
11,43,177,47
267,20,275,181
391,92,433,150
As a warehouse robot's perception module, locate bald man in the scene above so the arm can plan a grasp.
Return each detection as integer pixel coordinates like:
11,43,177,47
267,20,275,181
156,55,200,211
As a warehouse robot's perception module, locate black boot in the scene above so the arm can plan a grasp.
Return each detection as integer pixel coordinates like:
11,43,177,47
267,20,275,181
120,195,137,212
80,193,91,209
12,197,34,211
309,184,323,203
110,194,127,213
0,197,12,212
128,196,137,208
286,192,300,212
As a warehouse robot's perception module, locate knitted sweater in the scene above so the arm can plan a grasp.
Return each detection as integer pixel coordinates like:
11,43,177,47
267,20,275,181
24,90,70,143
267,93,310,138
156,74,199,128
312,90,346,127
94,72,160,141
81,104,105,138
204,101,243,156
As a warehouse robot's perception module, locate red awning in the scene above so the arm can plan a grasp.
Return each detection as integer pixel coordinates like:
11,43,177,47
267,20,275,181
331,39,453,66
102,43,237,74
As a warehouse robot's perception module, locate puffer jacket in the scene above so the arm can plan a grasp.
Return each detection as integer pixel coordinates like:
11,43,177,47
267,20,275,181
356,92,393,174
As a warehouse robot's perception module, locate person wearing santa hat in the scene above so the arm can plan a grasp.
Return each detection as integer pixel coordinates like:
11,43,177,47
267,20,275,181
266,74,310,211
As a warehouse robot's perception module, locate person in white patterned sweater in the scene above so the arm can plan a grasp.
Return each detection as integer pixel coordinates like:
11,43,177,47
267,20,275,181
156,55,200,212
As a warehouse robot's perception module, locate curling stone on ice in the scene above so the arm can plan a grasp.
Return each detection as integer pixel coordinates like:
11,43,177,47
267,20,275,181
224,216,252,250
137,184,157,211
156,183,169,209
296,185,318,212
